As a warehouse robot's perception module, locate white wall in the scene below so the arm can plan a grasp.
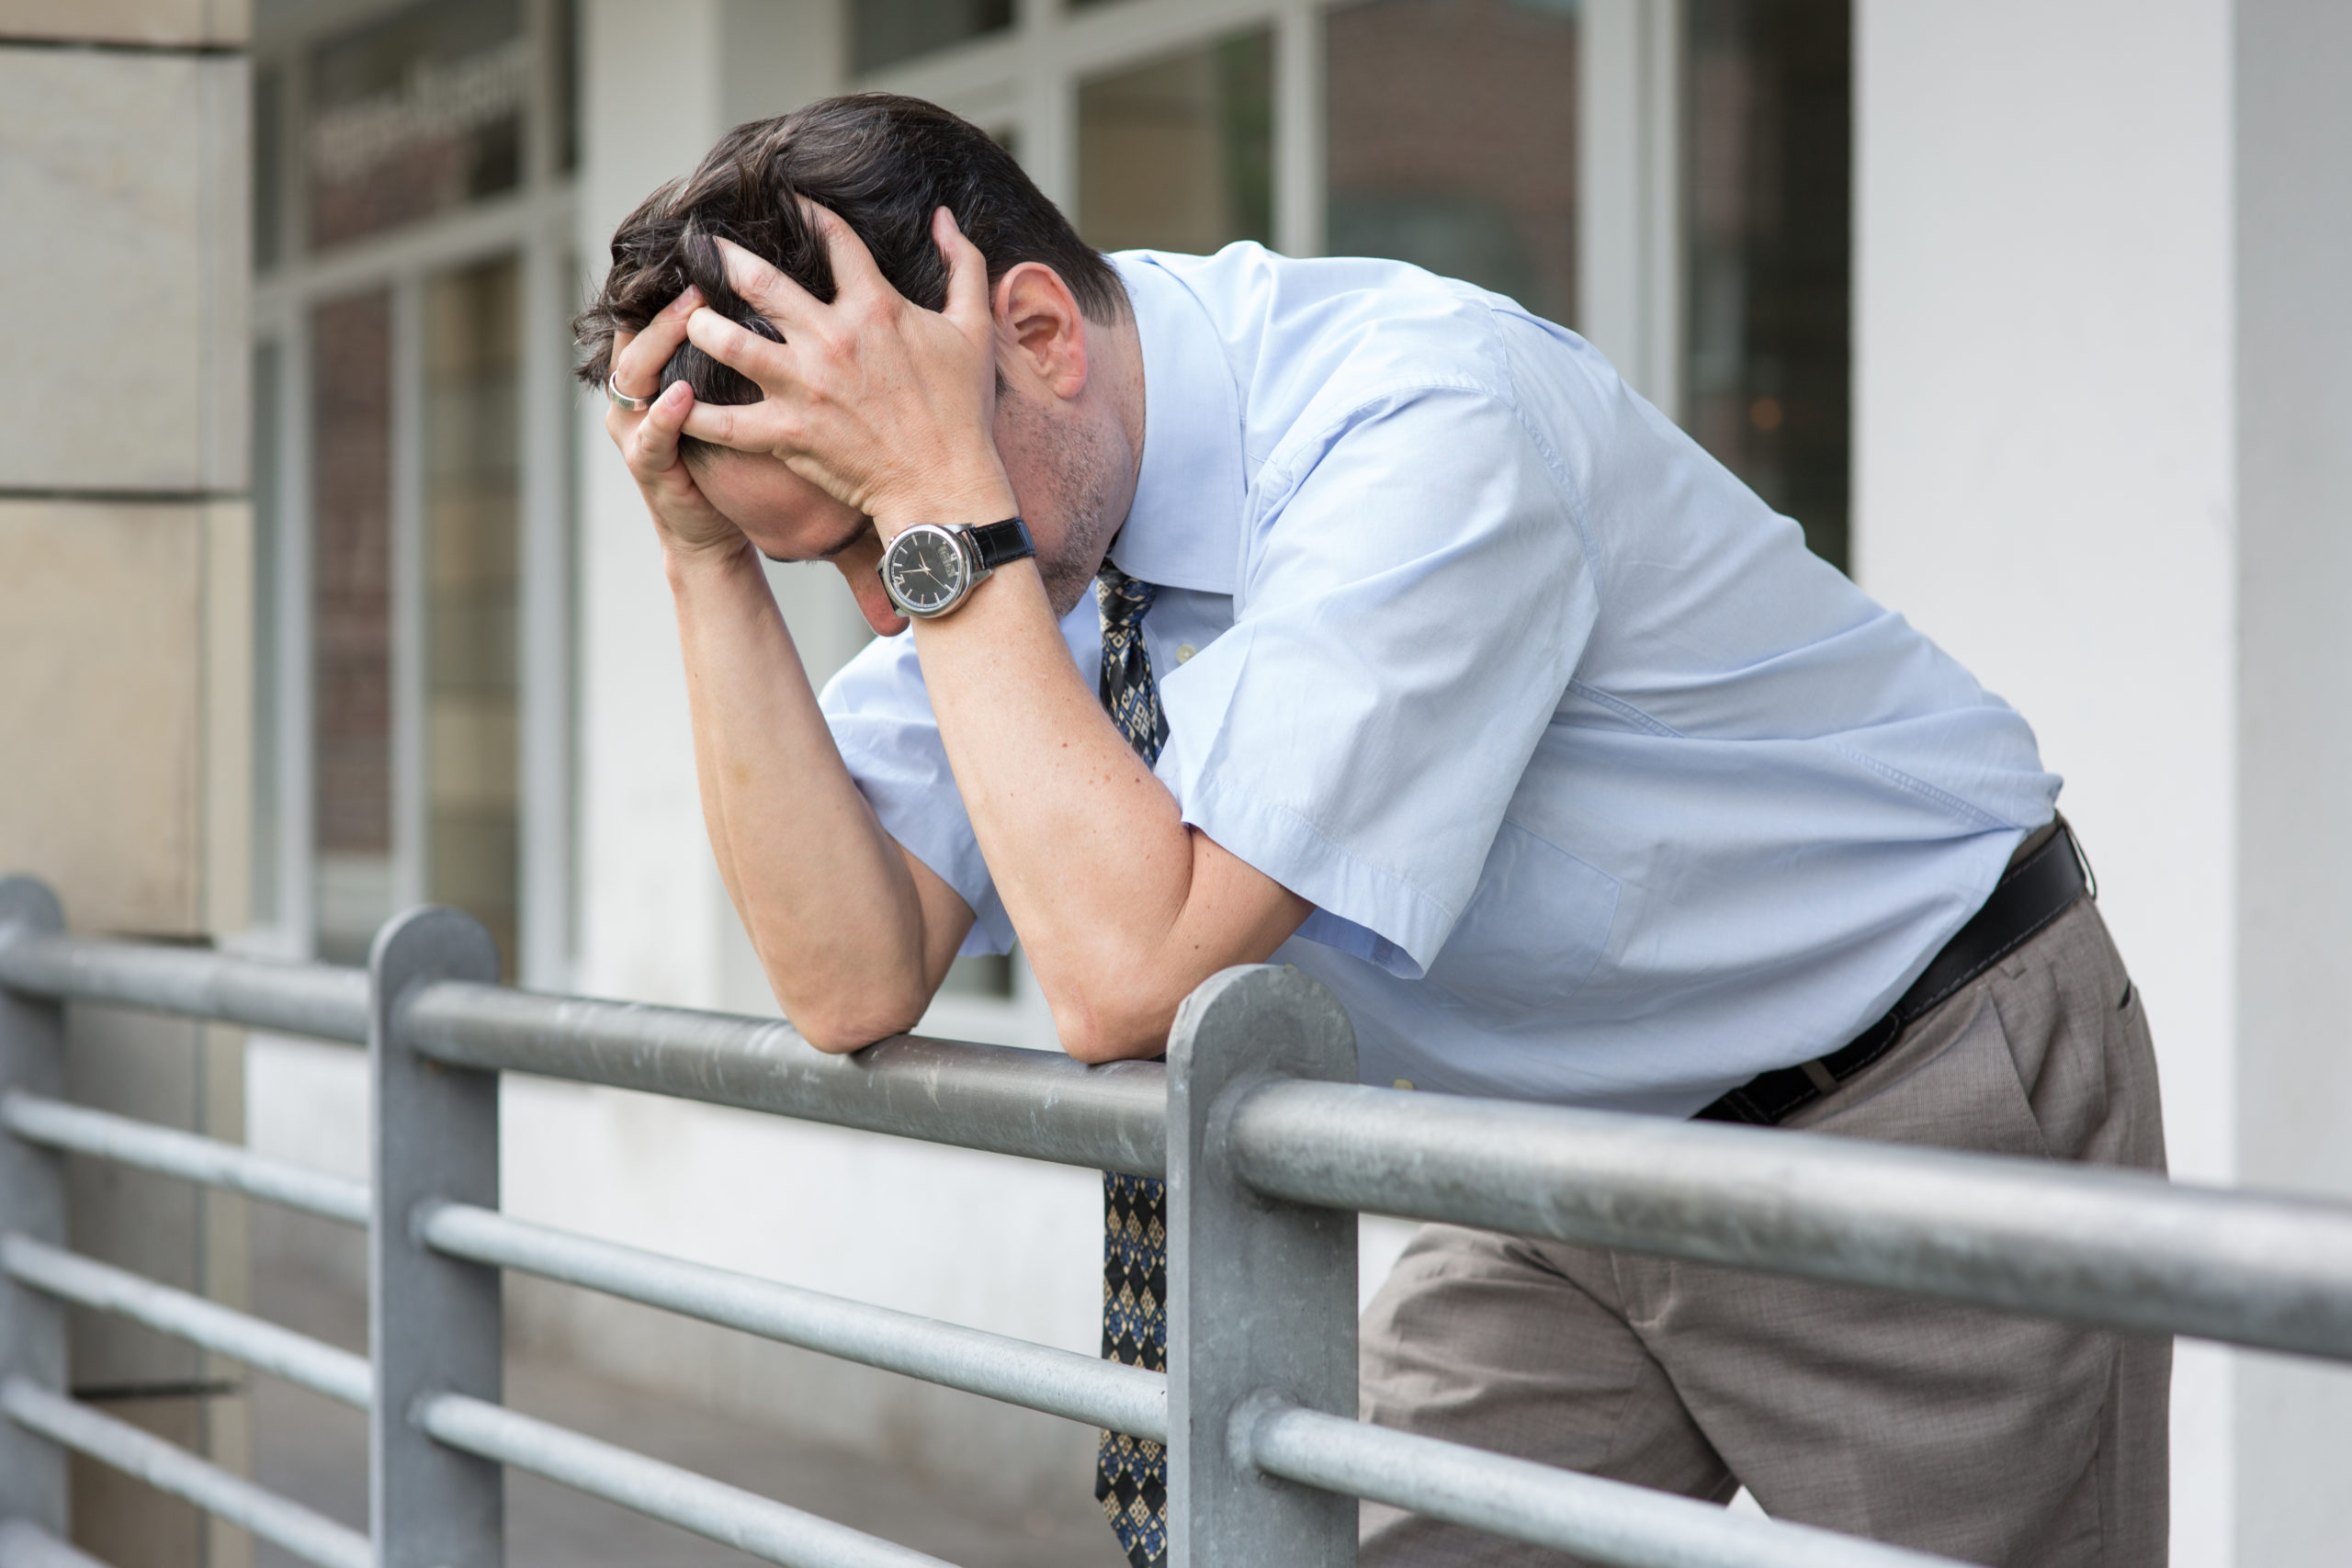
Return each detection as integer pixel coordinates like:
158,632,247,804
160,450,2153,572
1853,6,2237,1558
1858,3,2352,1562
2229,2,2352,1561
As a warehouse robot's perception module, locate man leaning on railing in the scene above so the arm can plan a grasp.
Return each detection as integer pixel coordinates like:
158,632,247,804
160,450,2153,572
573,94,2165,1568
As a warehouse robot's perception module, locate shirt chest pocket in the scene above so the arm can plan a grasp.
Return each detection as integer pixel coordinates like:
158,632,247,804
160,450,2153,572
1422,822,1621,1022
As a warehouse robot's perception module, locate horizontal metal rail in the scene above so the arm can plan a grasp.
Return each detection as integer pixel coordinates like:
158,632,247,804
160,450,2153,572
0,934,368,1045
0,1378,371,1568
1241,1400,1962,1568
0,1519,108,1567
1,1235,369,1409
421,1201,1166,1440
417,1393,959,1568
1230,1080,2352,1361
401,979,1168,1175
1,1093,368,1226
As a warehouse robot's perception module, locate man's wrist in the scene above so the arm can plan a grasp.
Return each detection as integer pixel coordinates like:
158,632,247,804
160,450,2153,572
661,531,762,592
868,465,1020,543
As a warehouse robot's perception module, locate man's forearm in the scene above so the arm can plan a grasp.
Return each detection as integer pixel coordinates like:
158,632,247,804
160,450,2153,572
666,543,959,1046
913,562,1308,1061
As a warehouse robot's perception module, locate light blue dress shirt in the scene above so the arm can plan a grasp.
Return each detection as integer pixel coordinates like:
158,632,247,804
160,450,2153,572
820,244,2060,1117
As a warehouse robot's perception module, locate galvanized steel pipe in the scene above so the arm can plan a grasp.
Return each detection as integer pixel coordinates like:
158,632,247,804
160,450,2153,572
1,1093,368,1226
0,934,368,1045
0,1518,108,1568
2,1236,370,1409
421,1202,1166,1440
418,1393,958,1568
1,1379,372,1568
401,980,1167,1175
1242,1399,1963,1568
1227,1080,2352,1360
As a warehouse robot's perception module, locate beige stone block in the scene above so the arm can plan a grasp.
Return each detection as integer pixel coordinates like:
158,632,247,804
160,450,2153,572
0,0,247,48
0,501,204,932
0,47,247,492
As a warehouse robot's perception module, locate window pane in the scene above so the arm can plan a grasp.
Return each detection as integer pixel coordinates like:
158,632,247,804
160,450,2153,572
307,0,528,250
254,62,283,271
551,0,580,175
1684,0,1852,570
311,289,395,965
1078,30,1273,255
1326,0,1579,324
851,0,1012,75
252,342,282,926
424,256,523,977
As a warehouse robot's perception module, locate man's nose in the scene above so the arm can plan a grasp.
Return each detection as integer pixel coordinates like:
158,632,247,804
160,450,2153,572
842,563,910,637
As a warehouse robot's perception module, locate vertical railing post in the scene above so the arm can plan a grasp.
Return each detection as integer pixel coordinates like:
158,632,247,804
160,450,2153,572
1166,964,1359,1567
369,908,503,1567
0,878,69,1537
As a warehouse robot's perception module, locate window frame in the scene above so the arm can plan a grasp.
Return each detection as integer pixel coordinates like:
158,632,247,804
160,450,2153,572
246,0,579,987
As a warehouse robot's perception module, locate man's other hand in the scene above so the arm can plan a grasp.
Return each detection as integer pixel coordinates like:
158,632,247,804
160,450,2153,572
605,287,751,565
677,205,1017,540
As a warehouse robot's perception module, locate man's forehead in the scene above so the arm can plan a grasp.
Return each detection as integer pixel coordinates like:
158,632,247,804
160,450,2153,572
695,448,871,562
762,520,870,565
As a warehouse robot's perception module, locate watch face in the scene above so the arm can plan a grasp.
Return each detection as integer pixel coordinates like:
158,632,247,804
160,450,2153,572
884,526,970,617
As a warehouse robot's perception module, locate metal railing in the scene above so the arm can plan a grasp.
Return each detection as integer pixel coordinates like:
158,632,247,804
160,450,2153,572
2,871,2349,1567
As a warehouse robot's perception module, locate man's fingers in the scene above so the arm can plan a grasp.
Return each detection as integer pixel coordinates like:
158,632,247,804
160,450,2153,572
932,207,991,334
712,237,821,334
802,201,892,302
684,304,793,387
609,287,701,398
677,397,779,455
623,380,695,477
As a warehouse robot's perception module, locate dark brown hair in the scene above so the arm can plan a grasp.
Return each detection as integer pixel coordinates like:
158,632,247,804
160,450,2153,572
574,94,1125,457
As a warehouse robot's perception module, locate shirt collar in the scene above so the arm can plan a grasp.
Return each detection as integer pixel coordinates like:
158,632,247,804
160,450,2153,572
1103,254,1246,597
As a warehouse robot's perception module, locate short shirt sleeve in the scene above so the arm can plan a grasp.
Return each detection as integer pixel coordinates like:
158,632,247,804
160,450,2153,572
820,634,1012,957
1154,384,1600,977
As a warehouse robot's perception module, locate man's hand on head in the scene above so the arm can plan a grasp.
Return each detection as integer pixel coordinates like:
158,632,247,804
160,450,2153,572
676,205,1020,541
604,286,755,570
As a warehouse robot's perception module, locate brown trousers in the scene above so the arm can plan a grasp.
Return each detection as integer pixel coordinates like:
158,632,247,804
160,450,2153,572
1359,897,2170,1567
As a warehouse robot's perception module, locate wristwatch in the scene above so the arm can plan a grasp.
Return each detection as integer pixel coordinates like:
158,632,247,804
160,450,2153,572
877,516,1035,619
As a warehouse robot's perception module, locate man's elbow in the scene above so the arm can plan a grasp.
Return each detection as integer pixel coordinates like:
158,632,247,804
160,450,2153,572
1051,979,1179,1066
781,985,928,1055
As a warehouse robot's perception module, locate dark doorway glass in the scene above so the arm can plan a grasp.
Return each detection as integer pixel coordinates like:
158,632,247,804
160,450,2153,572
1078,30,1274,256
851,0,1014,75
1325,0,1580,326
310,288,395,964
1683,0,1853,570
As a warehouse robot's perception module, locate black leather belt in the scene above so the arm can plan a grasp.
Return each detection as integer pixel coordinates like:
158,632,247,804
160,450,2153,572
1693,818,2092,1127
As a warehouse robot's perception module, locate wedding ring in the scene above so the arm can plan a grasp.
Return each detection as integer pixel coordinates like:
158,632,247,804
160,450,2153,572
605,375,654,412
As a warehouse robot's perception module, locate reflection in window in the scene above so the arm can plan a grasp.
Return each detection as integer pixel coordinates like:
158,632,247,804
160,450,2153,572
254,62,284,271
252,342,283,926
852,0,1013,75
311,289,395,965
424,257,523,976
308,0,528,250
1326,0,1579,323
1078,31,1273,256
1684,0,1852,570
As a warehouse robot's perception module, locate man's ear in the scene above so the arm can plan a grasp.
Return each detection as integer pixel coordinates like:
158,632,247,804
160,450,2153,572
992,263,1089,402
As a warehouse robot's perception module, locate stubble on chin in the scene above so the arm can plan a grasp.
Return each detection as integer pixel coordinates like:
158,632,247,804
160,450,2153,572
1007,396,1130,621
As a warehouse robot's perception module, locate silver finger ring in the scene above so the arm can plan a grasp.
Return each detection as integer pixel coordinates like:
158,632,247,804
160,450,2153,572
605,375,654,412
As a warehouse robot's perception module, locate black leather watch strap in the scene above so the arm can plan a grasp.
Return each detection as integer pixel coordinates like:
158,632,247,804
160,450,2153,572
967,516,1035,571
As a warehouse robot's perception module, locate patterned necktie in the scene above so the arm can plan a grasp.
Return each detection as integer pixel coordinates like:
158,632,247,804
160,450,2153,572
1092,559,1170,1568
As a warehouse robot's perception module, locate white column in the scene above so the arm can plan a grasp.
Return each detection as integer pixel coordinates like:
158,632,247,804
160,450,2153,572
2231,2,2352,1562
573,0,852,1011
1851,2,2236,1560
574,0,734,1010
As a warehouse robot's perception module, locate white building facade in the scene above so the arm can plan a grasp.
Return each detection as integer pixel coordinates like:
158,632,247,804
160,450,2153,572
239,0,2352,1560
